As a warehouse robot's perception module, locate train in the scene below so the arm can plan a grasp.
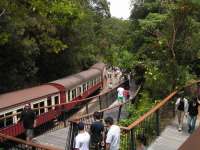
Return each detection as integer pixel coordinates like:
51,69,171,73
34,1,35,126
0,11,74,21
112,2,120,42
0,63,107,137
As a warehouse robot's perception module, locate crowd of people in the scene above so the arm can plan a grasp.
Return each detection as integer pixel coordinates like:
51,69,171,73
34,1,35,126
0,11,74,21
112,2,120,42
74,112,120,150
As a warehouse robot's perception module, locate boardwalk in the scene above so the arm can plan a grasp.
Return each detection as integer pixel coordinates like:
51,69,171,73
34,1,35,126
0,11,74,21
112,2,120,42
148,118,199,150
34,100,129,149
34,77,129,149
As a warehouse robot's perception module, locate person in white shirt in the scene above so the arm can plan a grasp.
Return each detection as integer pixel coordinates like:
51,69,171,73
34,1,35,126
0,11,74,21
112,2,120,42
74,122,90,150
104,116,120,150
117,87,125,103
175,92,188,131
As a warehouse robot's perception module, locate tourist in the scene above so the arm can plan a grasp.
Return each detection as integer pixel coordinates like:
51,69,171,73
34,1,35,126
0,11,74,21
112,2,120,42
74,122,90,150
90,111,104,150
117,86,125,103
175,92,188,131
187,97,199,133
20,103,36,142
104,116,120,150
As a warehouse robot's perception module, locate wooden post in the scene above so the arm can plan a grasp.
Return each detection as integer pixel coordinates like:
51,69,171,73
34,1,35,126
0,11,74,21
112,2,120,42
156,109,160,136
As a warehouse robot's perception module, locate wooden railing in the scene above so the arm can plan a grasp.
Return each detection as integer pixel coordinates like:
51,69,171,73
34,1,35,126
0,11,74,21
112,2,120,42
66,83,141,149
0,133,61,150
0,79,129,150
67,80,199,150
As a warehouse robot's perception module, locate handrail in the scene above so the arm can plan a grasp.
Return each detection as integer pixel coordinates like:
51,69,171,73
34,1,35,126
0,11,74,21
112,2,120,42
0,80,126,121
69,85,141,122
0,133,61,150
126,80,200,130
127,91,177,130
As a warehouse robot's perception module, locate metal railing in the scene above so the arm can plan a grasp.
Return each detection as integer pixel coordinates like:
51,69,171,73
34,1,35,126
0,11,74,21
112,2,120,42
0,80,128,137
66,83,141,150
0,133,61,150
67,80,199,150
120,80,200,150
0,79,130,150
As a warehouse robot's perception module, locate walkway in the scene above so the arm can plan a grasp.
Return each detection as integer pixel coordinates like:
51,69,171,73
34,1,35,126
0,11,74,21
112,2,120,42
148,117,199,150
34,100,130,149
33,77,128,149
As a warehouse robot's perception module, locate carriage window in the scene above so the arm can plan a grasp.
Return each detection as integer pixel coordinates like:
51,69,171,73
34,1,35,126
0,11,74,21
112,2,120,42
55,96,59,105
5,112,13,126
93,79,95,85
83,84,86,92
40,101,45,114
87,82,89,89
72,89,76,99
47,97,52,110
77,87,81,96
17,108,23,120
68,91,71,101
94,79,97,85
33,103,39,116
0,114,5,128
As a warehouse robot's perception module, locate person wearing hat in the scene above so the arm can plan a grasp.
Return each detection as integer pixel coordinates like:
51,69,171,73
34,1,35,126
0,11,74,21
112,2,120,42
20,104,36,142
74,122,90,150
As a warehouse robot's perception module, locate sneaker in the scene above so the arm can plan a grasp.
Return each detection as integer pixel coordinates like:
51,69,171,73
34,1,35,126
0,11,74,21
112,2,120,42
178,127,182,132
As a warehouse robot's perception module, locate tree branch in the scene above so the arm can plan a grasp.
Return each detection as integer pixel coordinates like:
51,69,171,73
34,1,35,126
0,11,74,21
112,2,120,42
0,9,5,17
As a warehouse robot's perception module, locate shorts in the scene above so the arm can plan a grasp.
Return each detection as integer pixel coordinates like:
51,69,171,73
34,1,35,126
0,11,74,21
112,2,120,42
26,129,34,139
90,143,103,150
117,96,124,102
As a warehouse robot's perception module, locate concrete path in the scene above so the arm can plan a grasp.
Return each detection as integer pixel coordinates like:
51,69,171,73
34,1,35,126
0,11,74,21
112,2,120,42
148,117,199,150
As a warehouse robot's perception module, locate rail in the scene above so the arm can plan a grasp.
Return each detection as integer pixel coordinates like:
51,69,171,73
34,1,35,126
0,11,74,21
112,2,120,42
66,83,141,149
119,80,200,150
0,80,125,120
0,133,61,150
67,80,199,150
0,79,130,150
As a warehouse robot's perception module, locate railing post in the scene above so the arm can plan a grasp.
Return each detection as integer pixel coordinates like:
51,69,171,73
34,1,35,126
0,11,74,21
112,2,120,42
99,96,102,110
156,109,160,136
106,93,109,107
86,104,89,114
173,100,176,117
130,128,136,150
68,122,78,150
117,105,122,122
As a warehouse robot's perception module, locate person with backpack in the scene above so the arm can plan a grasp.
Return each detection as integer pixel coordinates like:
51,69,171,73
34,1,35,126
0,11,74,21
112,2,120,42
187,97,200,133
90,111,104,150
175,92,188,131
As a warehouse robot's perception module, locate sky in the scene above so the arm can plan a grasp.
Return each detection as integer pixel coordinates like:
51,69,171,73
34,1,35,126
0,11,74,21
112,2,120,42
107,0,131,19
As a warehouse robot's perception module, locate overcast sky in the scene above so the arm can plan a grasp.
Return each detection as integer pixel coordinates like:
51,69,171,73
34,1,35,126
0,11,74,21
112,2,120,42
107,0,131,19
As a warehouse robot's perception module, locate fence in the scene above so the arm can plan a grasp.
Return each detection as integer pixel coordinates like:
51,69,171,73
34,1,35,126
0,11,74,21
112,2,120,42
66,83,141,150
0,133,61,150
67,80,199,150
120,80,200,150
0,79,131,149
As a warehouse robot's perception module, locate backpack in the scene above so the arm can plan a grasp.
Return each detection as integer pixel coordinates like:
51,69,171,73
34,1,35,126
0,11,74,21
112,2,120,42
178,99,184,111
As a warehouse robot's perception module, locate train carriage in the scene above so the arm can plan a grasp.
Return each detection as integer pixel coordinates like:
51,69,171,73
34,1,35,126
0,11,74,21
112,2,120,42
0,63,106,137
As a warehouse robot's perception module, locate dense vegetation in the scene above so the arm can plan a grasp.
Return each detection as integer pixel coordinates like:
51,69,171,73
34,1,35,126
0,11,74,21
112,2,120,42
120,0,200,126
0,0,199,96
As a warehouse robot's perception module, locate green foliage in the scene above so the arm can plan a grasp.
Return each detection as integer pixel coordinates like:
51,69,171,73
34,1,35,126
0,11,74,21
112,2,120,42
129,0,199,100
119,91,155,126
